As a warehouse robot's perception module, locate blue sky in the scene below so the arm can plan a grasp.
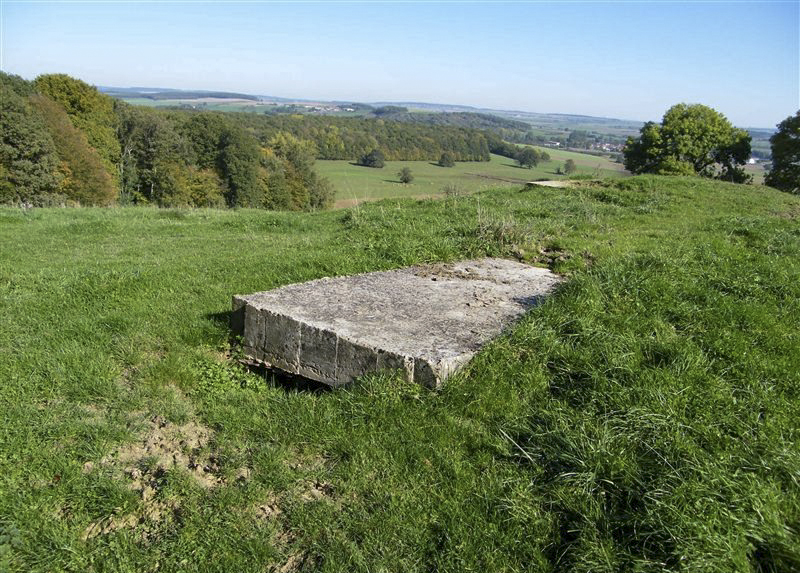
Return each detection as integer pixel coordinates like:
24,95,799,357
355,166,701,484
1,1,797,127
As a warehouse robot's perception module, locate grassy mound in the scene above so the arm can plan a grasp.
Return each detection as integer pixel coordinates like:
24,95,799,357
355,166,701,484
1,177,798,572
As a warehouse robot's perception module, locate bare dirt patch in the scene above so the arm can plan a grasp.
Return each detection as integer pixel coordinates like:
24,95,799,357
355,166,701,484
271,551,307,573
109,414,220,489
82,496,181,541
285,448,327,472
298,480,334,502
776,204,800,220
523,179,575,188
83,413,223,540
255,495,283,520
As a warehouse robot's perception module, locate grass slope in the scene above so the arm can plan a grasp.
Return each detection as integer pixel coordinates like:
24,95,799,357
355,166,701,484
1,177,798,572
318,152,626,205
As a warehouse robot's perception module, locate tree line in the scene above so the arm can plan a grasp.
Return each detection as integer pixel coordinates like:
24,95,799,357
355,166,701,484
210,113,491,161
482,134,551,167
1,73,333,209
1,73,505,208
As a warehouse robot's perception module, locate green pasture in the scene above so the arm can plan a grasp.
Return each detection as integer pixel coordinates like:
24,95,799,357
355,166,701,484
744,162,768,185
1,177,798,572
318,151,627,204
118,98,273,113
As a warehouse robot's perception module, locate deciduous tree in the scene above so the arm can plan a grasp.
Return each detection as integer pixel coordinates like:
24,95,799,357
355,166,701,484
0,75,62,205
438,151,455,167
516,147,539,169
623,104,751,183
765,110,800,193
30,95,115,206
34,74,121,187
359,149,385,168
398,167,413,183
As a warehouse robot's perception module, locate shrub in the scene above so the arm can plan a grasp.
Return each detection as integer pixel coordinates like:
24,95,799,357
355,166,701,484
398,167,413,184
359,149,385,168
438,152,455,167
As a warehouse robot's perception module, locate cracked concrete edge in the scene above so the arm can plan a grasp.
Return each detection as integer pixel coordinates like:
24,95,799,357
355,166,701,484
232,295,462,388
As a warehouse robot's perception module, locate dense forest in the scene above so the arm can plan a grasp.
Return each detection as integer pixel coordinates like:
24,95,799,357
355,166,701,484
0,73,519,208
219,113,493,161
0,73,334,209
368,108,530,131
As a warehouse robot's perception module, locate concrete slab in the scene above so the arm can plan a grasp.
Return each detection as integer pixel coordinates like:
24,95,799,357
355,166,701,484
232,258,562,388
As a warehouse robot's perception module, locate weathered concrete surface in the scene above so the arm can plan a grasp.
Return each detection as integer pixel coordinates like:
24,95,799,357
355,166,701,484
232,258,562,388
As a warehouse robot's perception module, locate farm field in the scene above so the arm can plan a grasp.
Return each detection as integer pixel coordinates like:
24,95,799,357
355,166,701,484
114,97,365,116
318,150,628,205
744,161,768,185
1,176,798,572
119,97,280,113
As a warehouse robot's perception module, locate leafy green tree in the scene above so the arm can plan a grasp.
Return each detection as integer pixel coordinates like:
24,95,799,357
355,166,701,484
268,132,317,174
623,103,752,182
178,112,264,207
260,149,292,210
359,149,385,168
438,152,455,167
116,106,193,205
308,177,334,210
185,167,226,207
1,71,35,98
398,167,414,184
0,79,62,205
34,74,120,188
30,95,115,206
516,147,539,169
564,159,577,175
266,132,333,210
218,125,265,207
765,110,800,193
181,112,229,169
317,125,345,158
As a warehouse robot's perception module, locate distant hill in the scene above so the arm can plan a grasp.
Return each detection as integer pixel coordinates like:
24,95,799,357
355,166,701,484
101,87,260,101
100,86,649,129
98,85,773,155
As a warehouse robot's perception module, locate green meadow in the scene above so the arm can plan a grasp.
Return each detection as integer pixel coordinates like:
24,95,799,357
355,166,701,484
744,162,768,185
318,151,627,205
1,177,798,572
118,98,274,113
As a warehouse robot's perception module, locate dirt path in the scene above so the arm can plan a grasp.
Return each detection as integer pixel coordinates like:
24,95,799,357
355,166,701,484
524,180,575,188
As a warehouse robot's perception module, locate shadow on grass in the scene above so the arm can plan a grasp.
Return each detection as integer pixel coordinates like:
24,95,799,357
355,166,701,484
207,311,332,394
207,311,233,343
349,162,384,169
243,360,332,394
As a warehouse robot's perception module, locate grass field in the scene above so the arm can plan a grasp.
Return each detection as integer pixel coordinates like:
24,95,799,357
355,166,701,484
744,162,768,185
318,151,627,205
119,98,275,113
1,177,799,572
